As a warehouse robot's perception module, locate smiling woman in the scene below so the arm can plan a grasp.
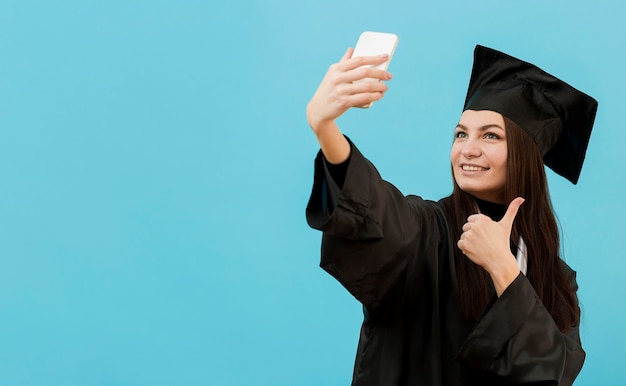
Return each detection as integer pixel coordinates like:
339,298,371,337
451,110,508,204
305,44,597,385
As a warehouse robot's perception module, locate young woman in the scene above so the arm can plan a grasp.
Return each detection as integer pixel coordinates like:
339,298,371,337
305,45,597,385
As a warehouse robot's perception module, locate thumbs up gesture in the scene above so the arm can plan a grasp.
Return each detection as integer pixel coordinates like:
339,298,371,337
457,197,525,296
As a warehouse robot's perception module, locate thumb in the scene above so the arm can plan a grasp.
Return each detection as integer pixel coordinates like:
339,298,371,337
501,197,525,229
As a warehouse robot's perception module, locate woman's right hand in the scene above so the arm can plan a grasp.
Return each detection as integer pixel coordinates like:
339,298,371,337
306,48,393,136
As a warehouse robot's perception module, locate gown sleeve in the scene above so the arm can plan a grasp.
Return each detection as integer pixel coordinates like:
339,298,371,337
456,265,585,385
306,138,445,312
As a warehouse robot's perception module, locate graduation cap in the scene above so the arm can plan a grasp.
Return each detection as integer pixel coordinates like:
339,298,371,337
463,45,598,184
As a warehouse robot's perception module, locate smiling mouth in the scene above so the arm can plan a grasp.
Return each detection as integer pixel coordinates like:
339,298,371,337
461,165,489,171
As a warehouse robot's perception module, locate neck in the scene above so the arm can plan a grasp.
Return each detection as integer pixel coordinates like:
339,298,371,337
474,196,506,221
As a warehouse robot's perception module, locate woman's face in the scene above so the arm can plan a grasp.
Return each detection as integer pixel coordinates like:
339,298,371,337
450,110,508,203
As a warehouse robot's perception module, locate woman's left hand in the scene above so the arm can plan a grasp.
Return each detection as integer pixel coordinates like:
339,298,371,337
457,197,525,296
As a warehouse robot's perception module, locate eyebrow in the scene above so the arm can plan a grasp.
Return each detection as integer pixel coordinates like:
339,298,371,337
455,123,505,131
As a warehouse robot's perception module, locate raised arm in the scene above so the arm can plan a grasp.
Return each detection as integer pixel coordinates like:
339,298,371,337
306,48,392,164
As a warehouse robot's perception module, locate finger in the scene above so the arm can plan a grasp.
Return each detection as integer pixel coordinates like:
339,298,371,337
501,197,525,228
462,222,471,232
343,66,392,83
339,54,389,72
340,47,354,62
457,239,468,255
341,78,389,95
333,91,386,108
466,214,484,223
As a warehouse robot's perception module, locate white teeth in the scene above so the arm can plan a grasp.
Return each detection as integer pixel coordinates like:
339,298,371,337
462,165,487,171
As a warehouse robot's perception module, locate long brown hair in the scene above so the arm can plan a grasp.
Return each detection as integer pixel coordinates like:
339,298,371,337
446,116,579,332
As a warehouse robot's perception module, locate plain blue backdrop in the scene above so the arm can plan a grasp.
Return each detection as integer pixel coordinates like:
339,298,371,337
1,0,624,385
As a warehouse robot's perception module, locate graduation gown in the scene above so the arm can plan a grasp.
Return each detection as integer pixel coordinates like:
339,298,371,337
306,140,584,385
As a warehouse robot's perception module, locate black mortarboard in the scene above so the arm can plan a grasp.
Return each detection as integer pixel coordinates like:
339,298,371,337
463,45,598,184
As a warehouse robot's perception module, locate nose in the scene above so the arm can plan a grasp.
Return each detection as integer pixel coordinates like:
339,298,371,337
461,138,481,158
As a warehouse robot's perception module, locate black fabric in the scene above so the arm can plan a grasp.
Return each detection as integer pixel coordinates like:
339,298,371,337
306,140,584,386
474,197,505,221
325,157,350,188
474,198,519,256
463,45,598,184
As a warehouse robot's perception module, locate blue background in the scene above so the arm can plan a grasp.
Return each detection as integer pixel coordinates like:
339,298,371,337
1,0,624,385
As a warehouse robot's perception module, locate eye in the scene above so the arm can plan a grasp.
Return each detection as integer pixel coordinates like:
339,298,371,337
455,131,467,139
485,132,500,140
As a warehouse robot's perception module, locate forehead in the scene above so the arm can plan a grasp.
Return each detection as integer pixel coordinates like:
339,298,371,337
459,110,505,129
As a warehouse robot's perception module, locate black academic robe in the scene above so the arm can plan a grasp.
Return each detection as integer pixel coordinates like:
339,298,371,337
306,141,584,386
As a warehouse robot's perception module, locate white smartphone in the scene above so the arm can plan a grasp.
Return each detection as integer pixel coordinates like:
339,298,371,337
352,31,399,108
